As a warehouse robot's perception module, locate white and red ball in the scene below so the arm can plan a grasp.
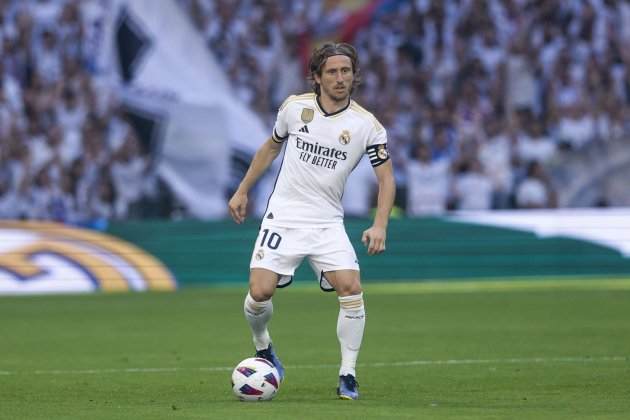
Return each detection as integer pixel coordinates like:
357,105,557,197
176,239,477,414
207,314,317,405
231,357,280,401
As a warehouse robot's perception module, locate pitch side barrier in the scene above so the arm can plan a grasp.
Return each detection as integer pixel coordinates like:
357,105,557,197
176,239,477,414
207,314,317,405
104,209,630,286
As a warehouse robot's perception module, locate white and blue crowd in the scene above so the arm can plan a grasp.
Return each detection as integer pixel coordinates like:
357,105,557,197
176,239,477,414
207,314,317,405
0,0,157,225
2,0,630,223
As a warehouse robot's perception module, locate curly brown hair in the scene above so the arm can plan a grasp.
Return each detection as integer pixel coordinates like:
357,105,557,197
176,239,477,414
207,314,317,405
308,42,361,96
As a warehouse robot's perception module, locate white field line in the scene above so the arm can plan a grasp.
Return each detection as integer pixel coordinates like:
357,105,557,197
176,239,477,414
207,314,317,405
0,356,626,376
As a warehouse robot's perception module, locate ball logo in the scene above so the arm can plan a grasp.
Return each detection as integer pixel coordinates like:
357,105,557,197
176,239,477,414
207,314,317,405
0,221,176,295
339,130,351,145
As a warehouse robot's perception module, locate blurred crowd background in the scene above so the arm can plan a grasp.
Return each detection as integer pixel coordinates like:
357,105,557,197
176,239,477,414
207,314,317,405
0,0,159,225
2,0,630,225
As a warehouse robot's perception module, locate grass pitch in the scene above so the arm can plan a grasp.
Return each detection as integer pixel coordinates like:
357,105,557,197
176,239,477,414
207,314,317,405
2,280,630,419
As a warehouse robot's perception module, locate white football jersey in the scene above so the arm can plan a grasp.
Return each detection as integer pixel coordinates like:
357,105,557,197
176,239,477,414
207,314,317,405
262,93,389,228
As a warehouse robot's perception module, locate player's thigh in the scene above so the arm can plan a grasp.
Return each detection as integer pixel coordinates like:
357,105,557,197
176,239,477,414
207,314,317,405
324,269,362,297
308,225,361,296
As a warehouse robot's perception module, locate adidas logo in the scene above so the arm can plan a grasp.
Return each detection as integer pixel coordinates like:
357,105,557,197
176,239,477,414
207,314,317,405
266,212,274,219
298,125,309,133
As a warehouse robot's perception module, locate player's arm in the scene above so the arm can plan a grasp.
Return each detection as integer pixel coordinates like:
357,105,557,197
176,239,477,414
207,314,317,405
228,138,284,224
362,159,395,255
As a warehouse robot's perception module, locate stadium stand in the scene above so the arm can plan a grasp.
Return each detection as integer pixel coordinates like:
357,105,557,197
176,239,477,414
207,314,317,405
0,0,165,225
1,0,630,224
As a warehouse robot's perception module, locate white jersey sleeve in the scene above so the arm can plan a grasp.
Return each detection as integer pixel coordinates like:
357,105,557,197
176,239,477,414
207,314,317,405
365,119,390,167
272,97,291,143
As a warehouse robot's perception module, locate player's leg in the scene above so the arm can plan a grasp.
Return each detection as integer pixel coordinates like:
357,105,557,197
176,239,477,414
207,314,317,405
324,269,364,400
245,267,285,380
308,226,364,399
245,268,279,351
246,226,302,381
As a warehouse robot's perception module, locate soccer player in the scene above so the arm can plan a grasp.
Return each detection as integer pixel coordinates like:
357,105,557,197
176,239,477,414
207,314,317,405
228,42,395,400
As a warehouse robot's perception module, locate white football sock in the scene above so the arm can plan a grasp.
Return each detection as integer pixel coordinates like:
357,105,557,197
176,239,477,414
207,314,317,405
337,292,365,377
244,292,273,351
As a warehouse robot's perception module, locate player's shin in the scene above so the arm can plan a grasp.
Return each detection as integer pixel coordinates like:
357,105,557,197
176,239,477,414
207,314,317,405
244,292,273,350
337,292,365,377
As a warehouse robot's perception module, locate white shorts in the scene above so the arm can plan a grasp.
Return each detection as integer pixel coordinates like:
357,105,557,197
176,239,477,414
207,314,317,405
249,224,359,291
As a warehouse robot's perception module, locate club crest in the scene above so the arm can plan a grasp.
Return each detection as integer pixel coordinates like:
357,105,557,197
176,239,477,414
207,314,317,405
255,249,264,261
339,130,351,145
301,108,314,124
377,144,389,159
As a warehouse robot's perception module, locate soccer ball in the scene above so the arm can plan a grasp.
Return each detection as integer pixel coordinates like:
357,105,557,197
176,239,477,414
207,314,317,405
231,357,280,401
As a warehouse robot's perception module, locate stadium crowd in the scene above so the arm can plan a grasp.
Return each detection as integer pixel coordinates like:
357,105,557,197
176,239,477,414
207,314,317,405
1,0,630,223
182,0,630,214
0,0,157,224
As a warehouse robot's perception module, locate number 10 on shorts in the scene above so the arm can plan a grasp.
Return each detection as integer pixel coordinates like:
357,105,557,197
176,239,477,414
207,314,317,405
260,229,282,250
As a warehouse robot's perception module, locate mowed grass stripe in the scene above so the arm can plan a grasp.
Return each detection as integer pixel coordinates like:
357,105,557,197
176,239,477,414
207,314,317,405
189,276,630,294
2,355,626,376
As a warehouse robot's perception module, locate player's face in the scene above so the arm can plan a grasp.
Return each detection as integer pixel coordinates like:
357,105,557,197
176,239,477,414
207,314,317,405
316,55,353,103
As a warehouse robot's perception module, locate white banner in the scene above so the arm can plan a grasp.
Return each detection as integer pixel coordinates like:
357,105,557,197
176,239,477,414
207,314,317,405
158,101,231,219
102,0,268,218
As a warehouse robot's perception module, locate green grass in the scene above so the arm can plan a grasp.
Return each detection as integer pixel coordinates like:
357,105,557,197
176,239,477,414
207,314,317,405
1,281,630,419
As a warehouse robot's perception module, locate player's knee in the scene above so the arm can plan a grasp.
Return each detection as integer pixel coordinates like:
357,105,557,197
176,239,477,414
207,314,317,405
249,288,273,302
248,269,278,301
249,284,274,301
335,281,362,297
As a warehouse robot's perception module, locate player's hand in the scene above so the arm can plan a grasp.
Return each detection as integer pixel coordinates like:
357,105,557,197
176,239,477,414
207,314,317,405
361,226,386,255
228,191,248,224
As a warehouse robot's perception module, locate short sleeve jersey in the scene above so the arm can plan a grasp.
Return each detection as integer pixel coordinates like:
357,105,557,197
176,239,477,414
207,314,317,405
263,93,389,228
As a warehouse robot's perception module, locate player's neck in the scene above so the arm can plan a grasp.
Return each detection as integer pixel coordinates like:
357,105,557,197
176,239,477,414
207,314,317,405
317,94,350,115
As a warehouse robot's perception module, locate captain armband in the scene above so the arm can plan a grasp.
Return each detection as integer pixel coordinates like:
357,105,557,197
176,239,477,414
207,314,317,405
366,143,390,167
272,129,289,143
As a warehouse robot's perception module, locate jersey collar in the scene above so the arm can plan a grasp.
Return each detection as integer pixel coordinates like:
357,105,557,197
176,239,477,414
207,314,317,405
315,95,351,117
